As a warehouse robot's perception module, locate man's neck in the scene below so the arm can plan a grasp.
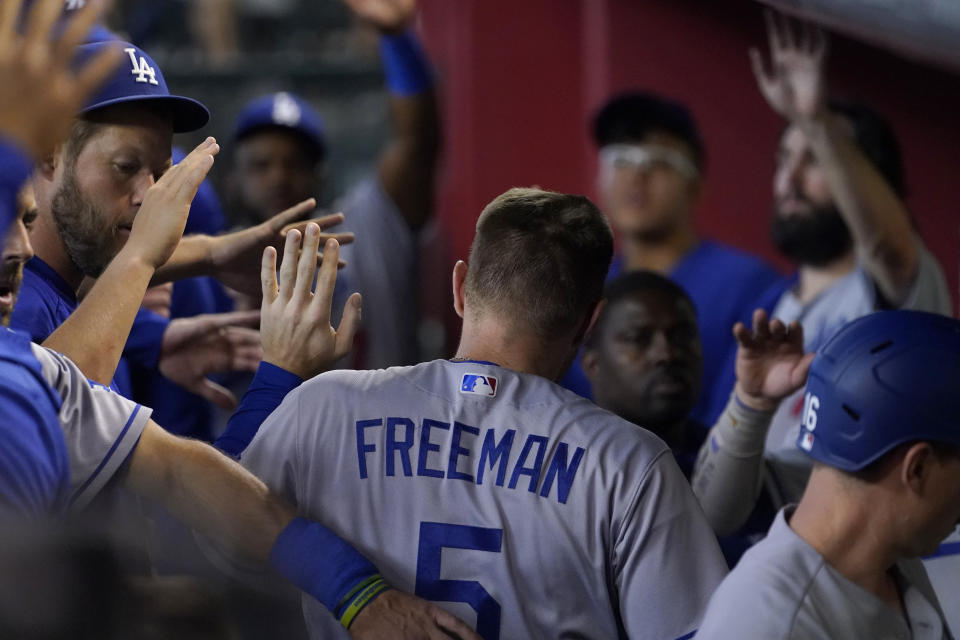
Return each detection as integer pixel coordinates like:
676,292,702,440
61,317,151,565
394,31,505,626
795,250,857,304
789,473,903,611
620,225,698,274
32,213,84,292
454,318,576,382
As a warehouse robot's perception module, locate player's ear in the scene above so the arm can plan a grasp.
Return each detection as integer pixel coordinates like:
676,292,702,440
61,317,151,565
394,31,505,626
36,150,59,181
581,347,599,380
573,299,605,348
901,442,934,495
452,260,468,318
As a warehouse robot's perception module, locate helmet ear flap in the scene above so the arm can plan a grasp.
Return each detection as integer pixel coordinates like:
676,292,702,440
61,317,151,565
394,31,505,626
797,311,960,472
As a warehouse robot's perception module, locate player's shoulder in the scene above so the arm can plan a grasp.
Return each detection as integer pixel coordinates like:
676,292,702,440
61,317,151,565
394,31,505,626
699,511,824,638
296,360,667,448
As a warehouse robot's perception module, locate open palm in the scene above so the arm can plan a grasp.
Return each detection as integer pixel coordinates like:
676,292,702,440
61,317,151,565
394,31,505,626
750,11,828,122
734,309,815,412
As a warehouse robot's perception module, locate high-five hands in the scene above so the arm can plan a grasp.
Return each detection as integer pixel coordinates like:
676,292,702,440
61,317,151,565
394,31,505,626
733,309,815,412
260,223,361,380
208,200,354,298
750,10,828,123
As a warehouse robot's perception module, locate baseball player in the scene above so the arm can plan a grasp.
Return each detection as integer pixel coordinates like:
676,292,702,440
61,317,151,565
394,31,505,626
227,0,439,370
239,188,729,639
561,92,782,427
0,0,120,518
0,6,479,636
693,11,952,535
697,310,960,639
690,10,956,626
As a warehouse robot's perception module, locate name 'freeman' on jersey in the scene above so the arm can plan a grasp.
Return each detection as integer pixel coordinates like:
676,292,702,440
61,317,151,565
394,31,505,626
355,417,586,505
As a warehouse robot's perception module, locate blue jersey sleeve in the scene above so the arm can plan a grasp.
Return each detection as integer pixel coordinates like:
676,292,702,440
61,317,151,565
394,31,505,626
215,361,302,457
123,308,169,369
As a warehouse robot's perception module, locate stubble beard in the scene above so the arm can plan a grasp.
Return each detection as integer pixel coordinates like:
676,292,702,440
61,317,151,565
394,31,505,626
50,167,117,279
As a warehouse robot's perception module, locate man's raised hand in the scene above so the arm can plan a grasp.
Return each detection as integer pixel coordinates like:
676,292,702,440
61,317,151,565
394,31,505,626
260,223,361,380
0,0,121,159
126,137,220,270
750,10,828,123
208,199,354,298
733,309,815,412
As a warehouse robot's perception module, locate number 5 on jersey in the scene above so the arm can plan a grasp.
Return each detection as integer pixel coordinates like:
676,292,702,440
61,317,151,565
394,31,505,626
415,522,502,640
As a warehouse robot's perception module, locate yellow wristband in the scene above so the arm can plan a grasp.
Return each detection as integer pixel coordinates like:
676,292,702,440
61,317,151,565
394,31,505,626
339,577,391,629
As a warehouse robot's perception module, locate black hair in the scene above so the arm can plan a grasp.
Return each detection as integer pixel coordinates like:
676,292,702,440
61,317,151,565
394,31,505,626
592,91,705,172
585,270,696,349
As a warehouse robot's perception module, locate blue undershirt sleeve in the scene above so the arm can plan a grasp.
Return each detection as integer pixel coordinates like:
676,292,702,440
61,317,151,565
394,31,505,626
214,361,303,458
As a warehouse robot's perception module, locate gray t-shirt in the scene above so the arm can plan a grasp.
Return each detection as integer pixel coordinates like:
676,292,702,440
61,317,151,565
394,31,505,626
335,178,418,369
697,508,951,640
241,359,728,639
30,344,151,511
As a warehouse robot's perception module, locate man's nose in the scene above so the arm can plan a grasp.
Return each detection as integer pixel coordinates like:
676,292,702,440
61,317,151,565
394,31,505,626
4,221,34,265
647,331,676,363
131,171,157,206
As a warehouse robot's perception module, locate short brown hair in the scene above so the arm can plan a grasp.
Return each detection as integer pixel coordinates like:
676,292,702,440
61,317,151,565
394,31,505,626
62,118,104,167
465,188,613,336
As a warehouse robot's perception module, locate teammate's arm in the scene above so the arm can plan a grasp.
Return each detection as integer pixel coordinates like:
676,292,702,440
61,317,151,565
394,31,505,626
152,201,354,297
617,452,729,638
751,11,918,304
41,139,219,385
691,310,813,535
344,0,440,230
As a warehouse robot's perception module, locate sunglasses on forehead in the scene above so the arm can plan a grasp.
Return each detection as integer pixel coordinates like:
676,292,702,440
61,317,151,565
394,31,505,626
599,144,699,180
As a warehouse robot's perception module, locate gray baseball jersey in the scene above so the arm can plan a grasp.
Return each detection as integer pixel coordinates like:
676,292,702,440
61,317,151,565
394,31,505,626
697,508,951,640
241,359,728,639
29,344,151,511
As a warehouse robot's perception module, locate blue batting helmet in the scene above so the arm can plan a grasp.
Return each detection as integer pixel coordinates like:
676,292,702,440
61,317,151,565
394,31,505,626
797,310,960,471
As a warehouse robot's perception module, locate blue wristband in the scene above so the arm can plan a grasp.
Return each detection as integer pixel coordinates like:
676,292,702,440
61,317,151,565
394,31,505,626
0,138,33,234
215,361,302,458
270,517,380,612
379,30,433,96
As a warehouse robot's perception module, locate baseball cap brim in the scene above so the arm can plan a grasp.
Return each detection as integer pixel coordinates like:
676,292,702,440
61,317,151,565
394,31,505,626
80,94,210,134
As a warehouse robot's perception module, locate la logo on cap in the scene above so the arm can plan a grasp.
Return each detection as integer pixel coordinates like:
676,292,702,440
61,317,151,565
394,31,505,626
272,93,302,127
125,48,158,86
65,0,86,10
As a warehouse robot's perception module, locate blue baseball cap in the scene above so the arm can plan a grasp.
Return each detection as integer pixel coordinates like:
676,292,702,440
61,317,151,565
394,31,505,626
75,41,209,133
233,92,326,160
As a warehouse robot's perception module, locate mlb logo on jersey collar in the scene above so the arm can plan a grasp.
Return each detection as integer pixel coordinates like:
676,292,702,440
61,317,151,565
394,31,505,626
460,373,497,397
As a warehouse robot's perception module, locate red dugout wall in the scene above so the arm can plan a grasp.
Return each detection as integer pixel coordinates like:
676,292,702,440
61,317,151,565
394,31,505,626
418,0,959,335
